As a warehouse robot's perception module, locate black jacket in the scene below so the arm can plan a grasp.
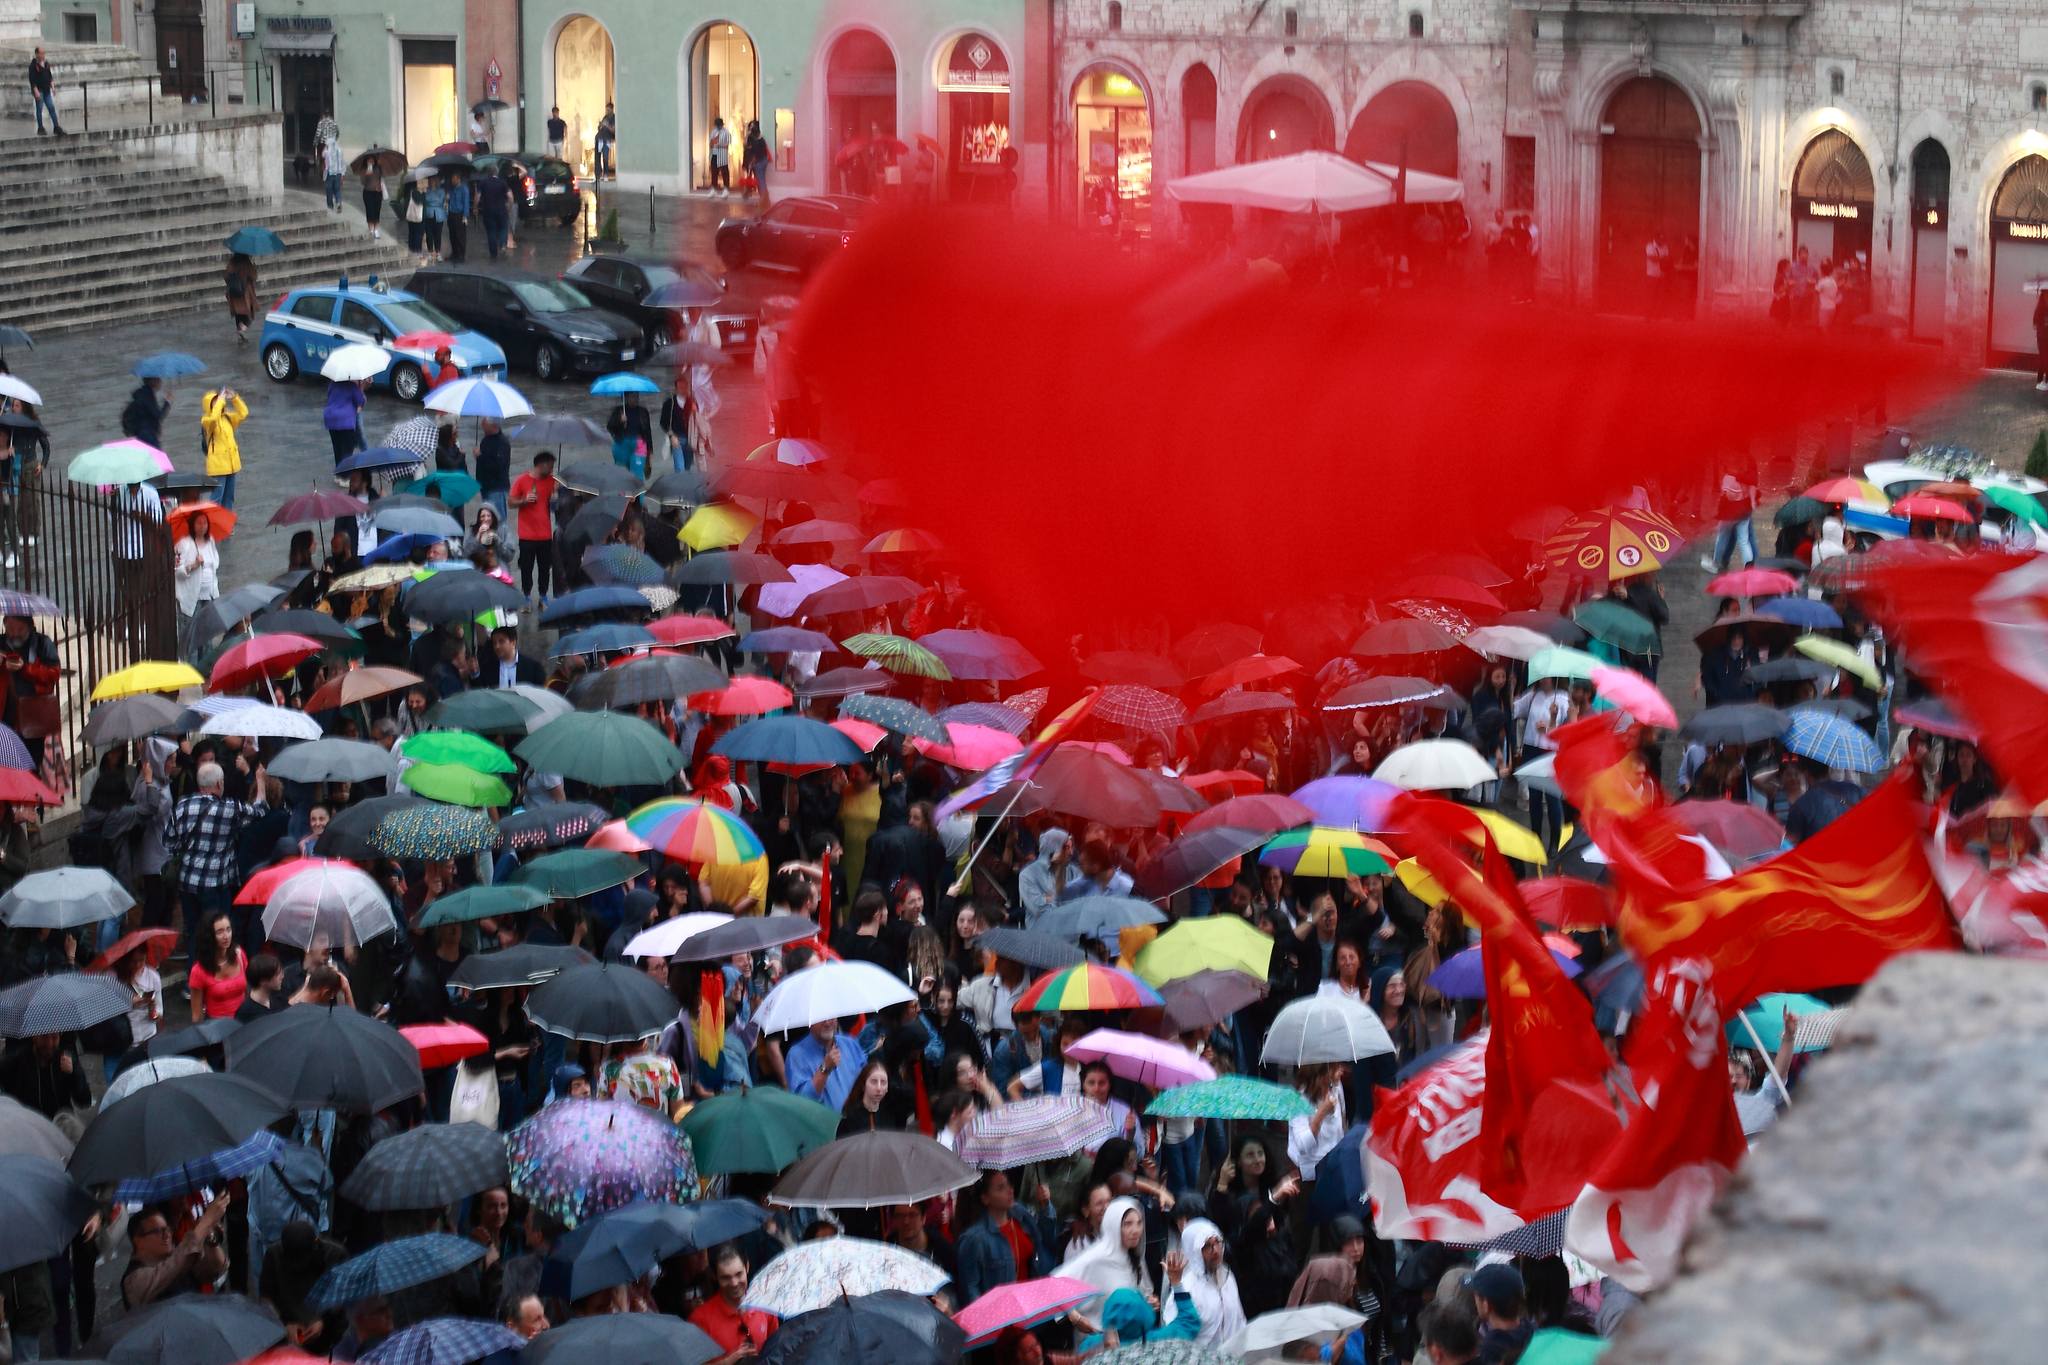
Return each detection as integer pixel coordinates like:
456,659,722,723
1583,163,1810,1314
474,431,511,492
120,384,165,449
0,1040,91,1117
474,653,543,688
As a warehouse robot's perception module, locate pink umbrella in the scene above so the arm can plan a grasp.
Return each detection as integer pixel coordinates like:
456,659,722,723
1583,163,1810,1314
1706,567,1798,598
831,717,887,753
1063,740,1134,765
911,722,1023,771
108,437,175,472
1589,665,1677,729
586,819,652,854
954,1275,1098,1348
1066,1028,1216,1090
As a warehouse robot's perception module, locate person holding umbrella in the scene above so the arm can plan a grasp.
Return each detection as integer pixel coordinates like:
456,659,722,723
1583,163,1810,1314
324,377,367,462
120,375,168,450
223,253,259,343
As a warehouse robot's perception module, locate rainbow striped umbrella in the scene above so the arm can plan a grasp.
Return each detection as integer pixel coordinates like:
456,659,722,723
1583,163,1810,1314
624,797,766,865
1258,826,1393,878
1013,962,1162,1012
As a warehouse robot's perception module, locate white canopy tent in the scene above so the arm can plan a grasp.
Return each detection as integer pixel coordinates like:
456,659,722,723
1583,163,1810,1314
1165,150,1462,214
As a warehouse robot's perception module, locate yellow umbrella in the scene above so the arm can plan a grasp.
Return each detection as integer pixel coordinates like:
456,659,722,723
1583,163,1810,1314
680,501,760,552
1133,915,1275,986
1792,635,1881,691
1395,857,1449,909
92,660,204,701
1470,809,1548,865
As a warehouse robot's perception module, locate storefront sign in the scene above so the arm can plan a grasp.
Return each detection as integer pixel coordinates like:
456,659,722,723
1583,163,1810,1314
266,15,332,29
2008,221,2048,240
1806,202,1859,219
941,34,1010,92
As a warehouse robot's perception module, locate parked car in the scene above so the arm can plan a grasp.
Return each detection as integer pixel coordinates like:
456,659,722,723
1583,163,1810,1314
408,266,640,381
472,150,581,226
559,255,756,353
258,284,507,402
714,195,869,275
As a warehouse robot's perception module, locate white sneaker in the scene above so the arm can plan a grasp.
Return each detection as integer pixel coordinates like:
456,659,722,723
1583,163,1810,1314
2035,381,2048,391
1699,555,1717,571
4,554,16,570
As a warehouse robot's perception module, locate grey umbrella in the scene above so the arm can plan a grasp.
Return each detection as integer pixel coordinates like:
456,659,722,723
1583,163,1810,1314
0,1094,73,1161
193,583,285,642
557,460,647,497
268,737,403,784
81,694,183,746
0,972,134,1038
88,1292,285,1365
373,506,464,539
970,927,1084,971
0,1153,99,1274
512,413,608,445
406,571,526,624
644,469,711,506
0,868,134,930
568,654,726,711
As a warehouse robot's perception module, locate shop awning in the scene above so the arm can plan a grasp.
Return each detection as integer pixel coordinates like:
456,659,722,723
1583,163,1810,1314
260,30,335,53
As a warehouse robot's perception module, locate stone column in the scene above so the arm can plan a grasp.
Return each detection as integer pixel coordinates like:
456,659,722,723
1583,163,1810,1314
1530,32,1575,299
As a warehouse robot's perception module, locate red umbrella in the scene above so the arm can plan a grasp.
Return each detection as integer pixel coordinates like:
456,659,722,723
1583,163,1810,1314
1518,877,1613,931
167,500,238,542
1184,793,1316,837
0,768,59,805
648,614,737,646
1193,653,1300,697
393,330,456,353
269,488,369,527
90,927,179,971
237,857,341,907
1803,476,1869,504
1706,567,1799,598
1668,799,1786,862
433,141,477,155
209,633,323,694
690,675,794,716
1891,493,1975,524
400,1022,490,1069
1182,768,1266,799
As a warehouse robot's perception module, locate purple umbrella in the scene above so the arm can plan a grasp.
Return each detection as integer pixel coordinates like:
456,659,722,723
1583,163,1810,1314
506,1099,697,1228
1426,944,1582,1000
0,723,32,771
1290,775,1403,832
915,629,1043,682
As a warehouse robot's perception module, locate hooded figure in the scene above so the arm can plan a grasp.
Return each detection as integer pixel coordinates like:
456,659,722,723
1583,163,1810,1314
1076,1286,1201,1353
1179,1218,1246,1347
1063,1195,1155,1313
1811,515,1848,569
1017,828,1072,925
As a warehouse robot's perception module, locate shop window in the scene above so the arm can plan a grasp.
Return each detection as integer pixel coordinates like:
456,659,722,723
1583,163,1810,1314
1108,1,1121,31
1829,68,1845,98
63,13,95,41
1284,8,1298,36
2033,82,2048,113
1408,12,1425,38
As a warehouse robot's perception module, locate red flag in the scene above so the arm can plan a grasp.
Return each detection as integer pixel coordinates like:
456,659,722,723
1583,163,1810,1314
1924,822,2048,956
1565,957,1748,1291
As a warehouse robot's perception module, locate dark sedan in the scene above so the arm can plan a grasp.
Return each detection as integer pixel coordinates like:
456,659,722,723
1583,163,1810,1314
714,195,868,276
559,255,756,354
408,266,640,381
473,150,581,225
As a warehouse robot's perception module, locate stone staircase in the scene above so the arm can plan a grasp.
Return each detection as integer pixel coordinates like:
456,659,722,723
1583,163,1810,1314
0,117,409,336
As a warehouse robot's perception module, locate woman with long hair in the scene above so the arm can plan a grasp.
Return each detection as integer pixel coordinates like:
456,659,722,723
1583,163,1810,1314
187,909,247,1022
1210,1132,1296,1246
837,1057,907,1136
172,512,220,664
464,503,504,560
1063,1194,1155,1313
1403,903,1466,1049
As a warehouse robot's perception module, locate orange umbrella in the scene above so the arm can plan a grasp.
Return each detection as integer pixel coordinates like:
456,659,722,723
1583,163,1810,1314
167,500,238,541
306,666,424,711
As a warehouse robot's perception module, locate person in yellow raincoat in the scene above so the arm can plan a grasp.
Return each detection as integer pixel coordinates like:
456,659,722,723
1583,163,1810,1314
200,386,248,511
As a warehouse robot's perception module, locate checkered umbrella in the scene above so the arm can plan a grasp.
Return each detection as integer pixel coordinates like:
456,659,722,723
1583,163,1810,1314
382,415,442,461
1445,1207,1569,1257
936,701,1031,737
954,1095,1118,1169
309,1234,487,1312
1782,708,1885,773
0,972,132,1038
113,1128,284,1204
85,1293,285,1365
360,1319,526,1365
1091,684,1188,734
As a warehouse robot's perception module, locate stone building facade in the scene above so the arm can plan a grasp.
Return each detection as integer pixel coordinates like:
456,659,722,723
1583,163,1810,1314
1054,0,2048,366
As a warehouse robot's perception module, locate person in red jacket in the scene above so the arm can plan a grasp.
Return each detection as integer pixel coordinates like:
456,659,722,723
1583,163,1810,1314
0,613,60,772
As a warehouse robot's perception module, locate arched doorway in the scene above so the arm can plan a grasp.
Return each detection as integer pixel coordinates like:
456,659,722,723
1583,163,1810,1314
936,32,1011,203
552,16,613,179
688,21,757,192
1598,75,1701,316
1345,82,1458,178
1073,67,1152,237
1182,64,1217,175
1988,155,2048,367
1791,130,1874,270
1909,139,1950,343
826,30,896,196
1237,78,1333,162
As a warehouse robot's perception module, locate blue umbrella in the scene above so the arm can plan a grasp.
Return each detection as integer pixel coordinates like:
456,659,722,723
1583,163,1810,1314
113,1129,285,1204
540,1199,768,1301
132,351,206,379
590,372,660,396
551,622,656,657
336,445,428,476
740,627,838,654
935,702,1031,737
224,225,286,256
712,715,863,764
1307,1123,1370,1225
1584,954,1644,1032
541,586,650,626
309,1233,486,1311
363,532,448,564
1782,708,1884,773
360,1318,526,1365
1426,943,1581,1000
1033,894,1167,941
1757,596,1843,630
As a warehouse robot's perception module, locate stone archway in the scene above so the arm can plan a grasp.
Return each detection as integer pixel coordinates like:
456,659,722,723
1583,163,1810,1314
1236,75,1334,162
1598,75,1701,316
551,16,613,177
1344,81,1457,178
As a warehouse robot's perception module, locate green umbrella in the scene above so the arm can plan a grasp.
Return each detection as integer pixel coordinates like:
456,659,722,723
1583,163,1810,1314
403,729,516,774
1517,1329,1608,1365
394,471,482,507
401,762,514,808
680,1086,839,1175
1727,991,1830,1054
508,849,645,900
1572,599,1660,657
416,884,552,928
1773,495,1830,528
1143,1076,1313,1121
428,689,543,735
367,802,498,859
1983,484,2048,527
1526,646,1600,683
68,442,163,486
515,712,684,788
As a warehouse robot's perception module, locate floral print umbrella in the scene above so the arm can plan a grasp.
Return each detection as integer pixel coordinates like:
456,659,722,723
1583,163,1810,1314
506,1098,696,1227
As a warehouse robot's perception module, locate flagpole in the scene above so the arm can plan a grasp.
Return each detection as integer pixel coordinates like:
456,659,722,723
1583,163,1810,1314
947,779,1034,899
1736,1011,1793,1108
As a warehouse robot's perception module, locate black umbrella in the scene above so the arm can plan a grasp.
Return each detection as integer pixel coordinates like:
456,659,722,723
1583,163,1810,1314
540,1199,769,1301
408,571,527,625
1795,696,1874,721
150,470,220,494
562,495,632,562
339,1121,508,1211
0,1095,73,1161
0,411,43,433
81,693,184,746
513,413,608,445
89,1293,285,1365
315,793,428,858
1132,825,1270,899
0,325,31,350
193,583,287,641
969,927,1083,972
226,1003,424,1114
1680,703,1789,747
524,1313,722,1365
556,460,647,497
268,737,402,785
145,1015,242,1059
759,1290,966,1364
496,801,611,851
253,608,364,647
419,151,473,171
768,1131,978,1209
0,1153,98,1273
449,944,594,992
670,914,817,963
569,654,726,711
525,963,681,1044
796,665,894,699
669,550,793,587
0,973,134,1038
1745,657,1834,686
69,1073,287,1189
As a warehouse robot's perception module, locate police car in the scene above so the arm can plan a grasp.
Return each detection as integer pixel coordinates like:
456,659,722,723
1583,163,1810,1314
259,281,508,403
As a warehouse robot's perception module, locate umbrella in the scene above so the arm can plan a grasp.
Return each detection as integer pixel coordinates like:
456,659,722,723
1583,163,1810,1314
1193,689,1300,724
368,803,498,860
208,632,323,693
424,377,532,420
525,963,680,1043
1225,1304,1367,1359
507,848,644,899
552,622,659,657
679,501,760,551
743,1236,952,1314
1014,963,1162,1012
1159,968,1267,1034
798,665,895,699
1519,878,1615,930
1892,492,1974,523
261,862,400,949
1426,944,1581,999
557,461,648,497
102,1055,208,1107
646,614,736,646
253,610,366,652
91,927,180,974
318,342,392,384
0,1153,95,1272
671,550,792,586
401,729,515,772
0,722,29,772
936,701,1032,737
360,1319,523,1365
0,1095,70,1161
1781,708,1885,772
1184,793,1316,837
1728,992,1832,1054
1260,994,1396,1066
572,655,727,712
1373,739,1494,791
81,693,183,745
1033,895,1167,941
1290,775,1402,831
1132,826,1269,898
1573,599,1661,655
70,440,171,485
426,688,543,735
837,693,948,744
340,1121,508,1211
199,703,321,741
1757,596,1843,630
415,884,552,929
1983,483,2048,526
88,1294,284,1365
401,1023,489,1069
506,1099,697,1226
1353,618,1459,656
112,1128,288,1204
1068,1029,1216,1089
1589,664,1677,729
541,1200,769,1301
312,794,425,858
688,674,795,716
407,570,526,624
1092,684,1188,735
1462,624,1556,661
754,961,916,1034
916,629,1042,681
523,1314,720,1365
990,746,1162,828
1707,567,1799,598
1541,505,1683,580
1746,656,1835,687
223,223,288,256
515,711,683,787
350,144,408,175
670,914,816,964
132,351,207,379
226,1003,423,1113
758,1291,965,1364
309,1234,485,1311
145,1015,242,1059
513,412,609,445
1259,826,1393,878
582,544,665,587
958,926,1082,972
191,582,287,641
337,444,429,476
1133,916,1275,986
1145,1076,1313,1121
1681,703,1788,747
0,972,132,1037
0,867,133,929
956,1276,1101,1349
1792,634,1883,690
1669,801,1786,862
713,715,864,766
1894,697,1974,741
373,505,463,539
954,1096,1122,1170
167,500,238,541
401,762,512,807
842,632,951,680
590,372,660,396
497,801,610,851
448,944,593,992
69,1073,286,1189
619,911,732,960
913,722,1024,771
681,1086,840,1175
741,626,838,654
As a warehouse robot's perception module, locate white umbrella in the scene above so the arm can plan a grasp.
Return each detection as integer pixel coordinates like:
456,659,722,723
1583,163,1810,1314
506,684,573,732
1516,751,1561,798
320,344,393,383
0,375,43,406
756,564,846,620
423,377,533,420
201,704,323,741
1462,625,1556,662
740,1237,949,1317
104,1055,209,1107
261,862,399,949
1166,150,1461,214
1226,1303,1368,1360
1373,738,1495,792
0,867,134,929
268,737,403,785
1260,994,1395,1067
621,910,732,961
754,961,915,1035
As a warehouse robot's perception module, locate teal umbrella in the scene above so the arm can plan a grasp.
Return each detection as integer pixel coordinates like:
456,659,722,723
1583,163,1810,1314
1773,495,1829,528
225,225,287,256
367,803,498,859
416,884,552,928
1143,1076,1313,1121
515,712,683,788
1727,992,1830,1054
1572,599,1661,657
680,1086,839,1175
428,689,542,735
508,849,645,900
68,441,164,486
1526,645,1600,683
394,471,482,508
